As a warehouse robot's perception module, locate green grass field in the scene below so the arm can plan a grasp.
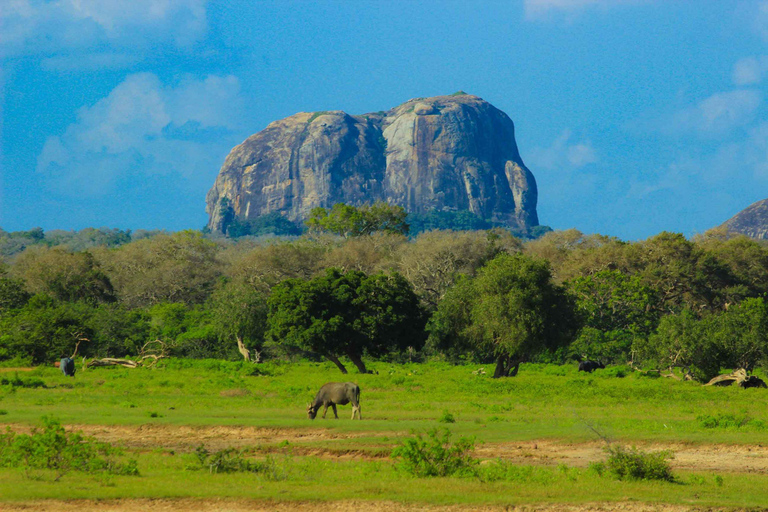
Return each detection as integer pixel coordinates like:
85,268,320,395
1,360,768,509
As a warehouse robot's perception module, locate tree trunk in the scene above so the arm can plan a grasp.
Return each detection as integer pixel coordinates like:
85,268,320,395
326,354,348,374
493,354,521,378
347,351,368,374
493,354,510,378
236,335,251,362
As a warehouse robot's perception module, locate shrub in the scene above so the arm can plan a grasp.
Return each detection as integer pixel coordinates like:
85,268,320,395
192,445,283,478
697,413,767,430
0,417,138,481
604,445,674,482
391,428,478,477
438,410,455,423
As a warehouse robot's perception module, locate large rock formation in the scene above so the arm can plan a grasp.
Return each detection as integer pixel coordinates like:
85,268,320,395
206,93,539,233
722,198,768,239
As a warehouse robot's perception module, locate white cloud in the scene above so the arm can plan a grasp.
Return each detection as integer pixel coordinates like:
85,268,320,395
36,73,247,196
667,90,762,136
0,0,207,58
526,129,597,171
524,0,648,20
732,56,768,85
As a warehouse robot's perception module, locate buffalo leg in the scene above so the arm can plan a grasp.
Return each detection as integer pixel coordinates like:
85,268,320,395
331,404,338,419
322,404,329,419
352,404,361,420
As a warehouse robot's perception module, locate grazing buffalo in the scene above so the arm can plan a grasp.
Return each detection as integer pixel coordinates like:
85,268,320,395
307,382,361,420
578,360,605,373
60,357,76,377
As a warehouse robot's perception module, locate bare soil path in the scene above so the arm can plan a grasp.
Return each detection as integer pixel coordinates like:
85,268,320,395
3,422,767,474
0,499,739,512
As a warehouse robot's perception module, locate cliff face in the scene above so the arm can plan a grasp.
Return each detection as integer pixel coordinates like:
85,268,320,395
722,199,768,239
206,94,539,233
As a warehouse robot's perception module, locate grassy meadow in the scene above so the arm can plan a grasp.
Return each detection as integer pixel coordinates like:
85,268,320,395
1,359,768,508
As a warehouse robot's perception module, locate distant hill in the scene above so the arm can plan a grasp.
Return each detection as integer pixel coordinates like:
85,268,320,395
722,199,768,239
206,93,540,236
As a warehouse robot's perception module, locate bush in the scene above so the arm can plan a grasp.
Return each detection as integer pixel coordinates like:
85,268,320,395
604,445,674,482
391,428,478,477
0,417,138,481
697,413,767,430
192,445,284,479
438,410,456,423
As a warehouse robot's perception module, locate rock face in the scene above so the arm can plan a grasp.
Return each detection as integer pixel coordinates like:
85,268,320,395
722,199,768,239
206,93,539,233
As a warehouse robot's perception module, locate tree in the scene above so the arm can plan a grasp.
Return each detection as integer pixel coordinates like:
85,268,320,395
397,229,522,309
567,270,660,362
711,297,768,374
12,247,115,304
638,309,720,382
209,280,268,362
306,202,409,238
98,231,221,308
430,253,577,377
266,268,427,373
0,267,30,313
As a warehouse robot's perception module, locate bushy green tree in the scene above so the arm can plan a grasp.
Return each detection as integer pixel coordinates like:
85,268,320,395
306,202,409,238
639,309,720,382
710,297,768,373
267,268,427,373
430,253,577,377
12,247,115,304
209,280,268,361
567,270,660,362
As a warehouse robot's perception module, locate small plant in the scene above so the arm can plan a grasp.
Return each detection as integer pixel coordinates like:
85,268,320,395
192,444,284,478
604,445,674,482
0,410,7,416
438,410,455,423
391,428,478,477
715,474,724,487
148,411,162,418
697,413,766,430
0,417,138,481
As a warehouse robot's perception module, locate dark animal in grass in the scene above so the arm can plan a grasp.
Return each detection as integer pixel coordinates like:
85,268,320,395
60,357,76,377
578,360,605,373
307,382,361,420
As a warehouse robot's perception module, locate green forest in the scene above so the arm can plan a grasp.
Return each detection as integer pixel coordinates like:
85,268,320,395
2,203,768,384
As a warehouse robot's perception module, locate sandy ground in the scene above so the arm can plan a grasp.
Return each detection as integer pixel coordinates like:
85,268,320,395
2,422,767,475
0,499,739,512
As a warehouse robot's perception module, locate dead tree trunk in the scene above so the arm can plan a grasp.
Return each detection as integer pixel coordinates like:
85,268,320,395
235,335,251,362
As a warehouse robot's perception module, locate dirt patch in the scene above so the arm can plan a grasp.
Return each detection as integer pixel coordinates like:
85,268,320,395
0,423,394,453
0,499,733,512
2,422,767,473
477,440,768,474
0,368,34,373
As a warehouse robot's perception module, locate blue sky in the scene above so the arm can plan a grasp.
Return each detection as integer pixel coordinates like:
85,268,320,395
3,0,768,240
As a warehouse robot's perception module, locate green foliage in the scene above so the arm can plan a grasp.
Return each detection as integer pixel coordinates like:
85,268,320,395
391,428,478,477
306,202,409,238
429,253,577,376
0,418,138,481
568,270,660,362
209,281,268,352
637,309,721,382
604,445,674,482
307,111,332,123
0,271,30,313
438,410,455,423
191,445,282,477
225,213,303,238
697,413,767,430
709,297,768,373
267,268,426,372
407,210,494,235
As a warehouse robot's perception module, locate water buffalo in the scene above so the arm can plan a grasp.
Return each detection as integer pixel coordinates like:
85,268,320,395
307,382,361,420
60,357,76,377
578,360,605,373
